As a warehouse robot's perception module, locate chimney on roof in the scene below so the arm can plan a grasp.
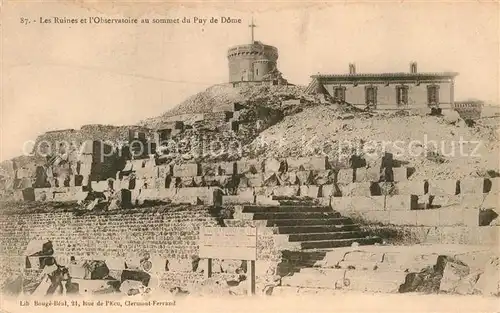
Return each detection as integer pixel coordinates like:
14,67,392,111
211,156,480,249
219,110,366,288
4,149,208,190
349,63,356,75
410,62,418,74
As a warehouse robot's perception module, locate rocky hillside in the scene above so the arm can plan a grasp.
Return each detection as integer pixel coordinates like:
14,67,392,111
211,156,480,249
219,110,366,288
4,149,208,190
247,106,500,180
140,83,306,129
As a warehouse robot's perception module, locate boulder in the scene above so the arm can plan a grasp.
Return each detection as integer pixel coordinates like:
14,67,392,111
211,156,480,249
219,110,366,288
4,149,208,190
475,256,500,296
443,110,461,124
439,260,470,293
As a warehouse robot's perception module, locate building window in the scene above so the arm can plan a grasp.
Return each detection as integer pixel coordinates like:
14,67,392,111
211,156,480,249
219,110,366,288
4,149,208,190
256,68,259,76
365,86,377,106
333,86,346,102
427,85,440,106
396,85,409,106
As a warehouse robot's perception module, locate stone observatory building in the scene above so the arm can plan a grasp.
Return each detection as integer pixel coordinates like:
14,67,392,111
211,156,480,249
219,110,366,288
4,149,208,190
227,19,287,85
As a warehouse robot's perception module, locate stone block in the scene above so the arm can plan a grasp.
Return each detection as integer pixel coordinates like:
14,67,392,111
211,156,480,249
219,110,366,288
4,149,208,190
171,192,200,205
273,186,300,197
264,158,286,173
21,188,35,201
34,188,51,201
357,210,390,224
485,178,499,194
200,163,220,176
295,171,313,185
135,160,156,178
344,182,372,197
253,187,274,197
393,167,408,182
299,185,320,198
331,197,352,212
312,170,335,185
91,180,109,192
336,169,354,184
475,226,500,246
429,195,462,209
385,195,417,210
222,195,255,205
438,208,466,226
439,260,470,293
167,259,193,272
236,187,254,197
219,162,236,175
321,184,336,198
473,256,500,296
244,174,264,187
428,179,459,196
355,167,380,183
336,196,384,213
464,209,482,226
337,184,352,197
389,210,417,225
461,194,485,210
173,163,201,177
286,156,329,171
416,209,440,226
278,172,298,185
460,178,485,194
174,187,204,201
236,159,262,174
176,176,196,188
255,196,280,205
378,182,397,196
262,173,280,187
395,181,426,195
482,193,498,209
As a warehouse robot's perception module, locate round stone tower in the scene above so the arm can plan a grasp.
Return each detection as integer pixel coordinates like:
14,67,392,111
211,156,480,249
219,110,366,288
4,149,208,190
227,20,280,83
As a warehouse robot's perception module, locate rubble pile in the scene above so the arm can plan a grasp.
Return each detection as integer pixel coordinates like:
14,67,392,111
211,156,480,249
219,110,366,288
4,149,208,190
249,106,500,180
140,83,306,129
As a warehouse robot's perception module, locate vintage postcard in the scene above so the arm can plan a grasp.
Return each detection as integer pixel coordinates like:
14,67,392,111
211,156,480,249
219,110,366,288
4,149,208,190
0,1,499,312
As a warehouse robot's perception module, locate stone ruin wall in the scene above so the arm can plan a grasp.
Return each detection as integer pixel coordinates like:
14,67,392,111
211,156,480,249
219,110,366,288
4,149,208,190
0,205,283,292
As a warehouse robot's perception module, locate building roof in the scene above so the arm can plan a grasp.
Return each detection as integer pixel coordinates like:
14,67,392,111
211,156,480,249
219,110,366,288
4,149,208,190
312,72,459,81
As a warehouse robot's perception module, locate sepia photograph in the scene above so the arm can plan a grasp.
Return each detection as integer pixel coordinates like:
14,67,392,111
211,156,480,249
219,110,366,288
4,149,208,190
0,1,499,312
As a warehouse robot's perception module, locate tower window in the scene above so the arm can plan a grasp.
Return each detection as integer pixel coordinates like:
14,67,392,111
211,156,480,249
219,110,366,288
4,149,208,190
256,68,259,76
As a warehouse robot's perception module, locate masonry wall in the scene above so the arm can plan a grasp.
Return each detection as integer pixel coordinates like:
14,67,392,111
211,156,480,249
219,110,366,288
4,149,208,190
0,206,283,292
0,207,221,259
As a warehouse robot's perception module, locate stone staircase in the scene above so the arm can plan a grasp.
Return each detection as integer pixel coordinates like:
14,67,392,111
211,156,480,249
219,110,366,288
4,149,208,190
277,249,409,294
232,196,383,250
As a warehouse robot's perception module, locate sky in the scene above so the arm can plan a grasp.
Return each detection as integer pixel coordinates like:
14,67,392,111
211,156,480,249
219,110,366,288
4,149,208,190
1,1,499,161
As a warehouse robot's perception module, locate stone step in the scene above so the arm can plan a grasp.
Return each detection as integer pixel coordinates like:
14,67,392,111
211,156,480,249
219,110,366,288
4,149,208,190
287,231,369,242
242,205,331,213
277,224,361,234
252,212,341,220
282,267,406,293
267,217,353,227
272,195,316,201
277,200,319,206
299,237,383,249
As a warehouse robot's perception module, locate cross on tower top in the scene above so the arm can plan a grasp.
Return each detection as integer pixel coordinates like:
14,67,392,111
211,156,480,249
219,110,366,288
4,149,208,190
249,17,257,44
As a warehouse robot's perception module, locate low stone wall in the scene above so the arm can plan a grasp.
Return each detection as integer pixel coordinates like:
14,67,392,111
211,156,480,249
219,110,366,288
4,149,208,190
0,204,283,294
